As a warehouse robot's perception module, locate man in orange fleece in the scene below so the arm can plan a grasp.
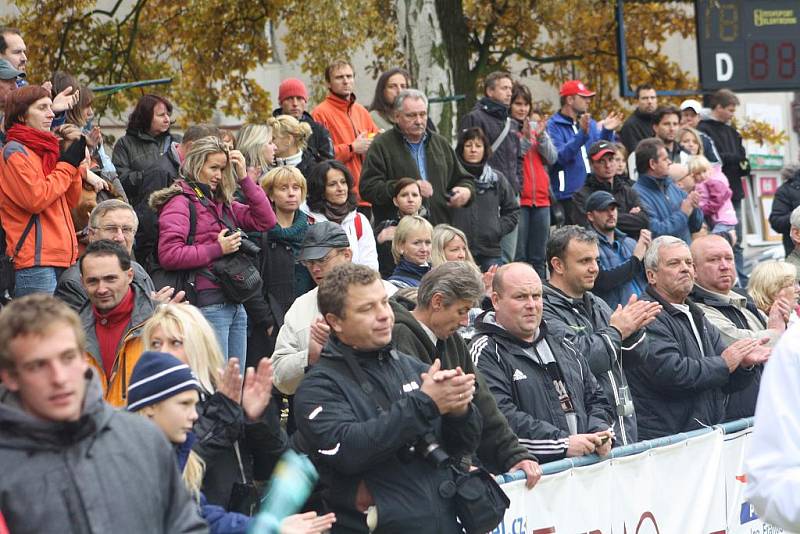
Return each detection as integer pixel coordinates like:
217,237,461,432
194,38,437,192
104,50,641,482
311,60,379,208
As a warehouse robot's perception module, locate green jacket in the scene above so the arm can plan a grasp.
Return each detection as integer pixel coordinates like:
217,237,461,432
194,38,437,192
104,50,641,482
359,128,475,226
390,299,533,472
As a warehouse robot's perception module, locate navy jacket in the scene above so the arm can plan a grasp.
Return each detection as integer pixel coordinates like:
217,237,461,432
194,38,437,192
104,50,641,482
592,229,646,310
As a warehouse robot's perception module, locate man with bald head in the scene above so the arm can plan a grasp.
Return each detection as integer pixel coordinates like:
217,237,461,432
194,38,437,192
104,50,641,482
689,233,786,420
626,236,767,439
471,262,614,463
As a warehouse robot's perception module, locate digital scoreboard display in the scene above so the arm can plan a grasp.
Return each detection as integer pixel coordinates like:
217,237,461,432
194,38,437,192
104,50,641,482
697,0,800,91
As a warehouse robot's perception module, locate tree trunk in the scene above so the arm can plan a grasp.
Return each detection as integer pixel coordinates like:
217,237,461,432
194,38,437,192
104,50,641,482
396,0,457,140
434,0,477,131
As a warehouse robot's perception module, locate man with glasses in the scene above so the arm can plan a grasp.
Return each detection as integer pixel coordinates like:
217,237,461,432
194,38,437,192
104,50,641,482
569,140,649,239
633,138,703,243
55,199,173,311
271,222,397,395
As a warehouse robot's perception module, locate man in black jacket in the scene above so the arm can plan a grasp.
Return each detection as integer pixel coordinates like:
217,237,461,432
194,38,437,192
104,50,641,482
627,236,768,440
472,262,614,463
620,84,658,154
391,262,542,487
542,225,660,445
461,71,520,263
273,77,334,162
768,165,800,257
570,140,649,239
295,263,482,533
689,234,786,421
697,89,750,284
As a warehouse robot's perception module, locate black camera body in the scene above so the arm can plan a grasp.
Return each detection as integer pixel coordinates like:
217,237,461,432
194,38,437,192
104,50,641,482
226,229,261,257
399,432,450,468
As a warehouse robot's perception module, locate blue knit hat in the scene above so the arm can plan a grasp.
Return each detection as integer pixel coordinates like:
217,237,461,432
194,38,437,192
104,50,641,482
127,351,202,412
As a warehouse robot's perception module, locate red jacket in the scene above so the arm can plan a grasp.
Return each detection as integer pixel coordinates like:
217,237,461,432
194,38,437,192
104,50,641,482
0,141,82,269
519,132,551,208
312,93,379,205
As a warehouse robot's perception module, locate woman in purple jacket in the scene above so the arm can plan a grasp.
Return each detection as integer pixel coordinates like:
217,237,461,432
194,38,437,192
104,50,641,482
152,135,276,361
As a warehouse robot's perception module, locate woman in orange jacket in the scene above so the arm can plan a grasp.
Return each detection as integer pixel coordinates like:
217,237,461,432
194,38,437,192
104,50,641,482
0,85,85,297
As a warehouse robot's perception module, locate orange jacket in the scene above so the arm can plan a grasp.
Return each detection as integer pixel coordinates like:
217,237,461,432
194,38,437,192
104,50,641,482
86,324,147,408
311,93,379,205
0,142,82,269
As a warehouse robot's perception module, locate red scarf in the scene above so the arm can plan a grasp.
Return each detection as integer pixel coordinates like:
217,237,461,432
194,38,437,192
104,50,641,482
5,123,60,175
93,287,135,378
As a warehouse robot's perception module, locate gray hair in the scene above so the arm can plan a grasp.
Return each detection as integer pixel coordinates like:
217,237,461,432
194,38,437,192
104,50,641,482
417,262,484,309
89,199,139,231
644,235,688,272
394,89,428,113
790,205,800,230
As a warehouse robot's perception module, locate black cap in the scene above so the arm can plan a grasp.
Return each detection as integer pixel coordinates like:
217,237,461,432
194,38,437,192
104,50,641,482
298,221,350,261
584,191,619,213
589,140,616,161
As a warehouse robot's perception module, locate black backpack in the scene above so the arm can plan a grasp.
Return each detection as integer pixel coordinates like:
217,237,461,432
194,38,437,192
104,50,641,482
149,195,199,303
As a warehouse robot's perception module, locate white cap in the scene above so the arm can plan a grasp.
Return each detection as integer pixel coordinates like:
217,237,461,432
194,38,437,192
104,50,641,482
680,99,703,114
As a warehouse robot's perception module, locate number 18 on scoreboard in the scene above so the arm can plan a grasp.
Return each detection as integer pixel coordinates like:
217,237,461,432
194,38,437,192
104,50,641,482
697,0,800,91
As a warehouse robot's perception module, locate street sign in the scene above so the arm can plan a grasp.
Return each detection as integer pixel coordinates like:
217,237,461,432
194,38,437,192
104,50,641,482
697,0,800,91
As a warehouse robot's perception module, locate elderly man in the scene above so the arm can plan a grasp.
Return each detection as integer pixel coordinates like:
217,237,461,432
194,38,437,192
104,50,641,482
570,140,649,238
0,295,206,534
689,234,786,420
777,205,800,276
626,236,768,440
360,89,474,227
271,222,397,395
274,78,334,162
542,225,659,444
391,262,541,487
633,138,703,242
295,263,482,533
472,262,614,463
55,200,158,311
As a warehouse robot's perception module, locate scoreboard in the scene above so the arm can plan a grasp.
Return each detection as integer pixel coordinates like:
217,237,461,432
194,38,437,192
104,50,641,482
697,0,800,91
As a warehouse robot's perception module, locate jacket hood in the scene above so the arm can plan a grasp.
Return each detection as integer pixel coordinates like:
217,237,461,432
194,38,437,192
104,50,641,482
475,96,509,120
324,92,358,111
148,182,186,212
585,173,622,193
782,164,800,183
0,371,114,452
391,299,427,335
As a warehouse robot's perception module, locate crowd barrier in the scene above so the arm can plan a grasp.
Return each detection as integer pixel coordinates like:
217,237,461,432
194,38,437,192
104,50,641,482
494,418,791,534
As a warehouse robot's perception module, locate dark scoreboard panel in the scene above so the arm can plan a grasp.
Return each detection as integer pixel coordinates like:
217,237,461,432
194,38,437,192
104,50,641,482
697,0,800,91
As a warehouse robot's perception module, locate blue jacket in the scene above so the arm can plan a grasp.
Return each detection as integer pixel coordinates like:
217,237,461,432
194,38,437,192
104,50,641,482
593,229,646,310
633,174,704,243
546,112,615,200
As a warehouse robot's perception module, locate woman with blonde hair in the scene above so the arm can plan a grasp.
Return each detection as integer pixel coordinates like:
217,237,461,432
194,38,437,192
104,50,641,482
267,114,315,177
150,136,276,362
235,124,277,177
431,224,476,268
748,261,800,326
141,304,289,512
389,215,433,288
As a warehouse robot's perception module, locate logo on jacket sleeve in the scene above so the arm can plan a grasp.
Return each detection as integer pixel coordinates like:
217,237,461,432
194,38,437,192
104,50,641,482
512,369,528,381
402,381,420,393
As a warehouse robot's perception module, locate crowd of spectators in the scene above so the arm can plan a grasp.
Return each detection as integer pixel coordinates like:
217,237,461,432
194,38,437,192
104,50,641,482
0,24,797,534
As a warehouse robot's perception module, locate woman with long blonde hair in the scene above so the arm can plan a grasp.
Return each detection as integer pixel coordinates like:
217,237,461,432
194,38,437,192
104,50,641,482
235,123,277,178
150,136,276,362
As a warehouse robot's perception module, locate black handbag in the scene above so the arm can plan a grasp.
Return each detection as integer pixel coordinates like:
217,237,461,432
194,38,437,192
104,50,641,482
211,253,262,303
0,215,37,302
226,441,261,516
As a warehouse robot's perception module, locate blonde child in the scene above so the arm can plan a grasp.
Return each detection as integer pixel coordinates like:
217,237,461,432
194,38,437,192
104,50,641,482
687,155,737,244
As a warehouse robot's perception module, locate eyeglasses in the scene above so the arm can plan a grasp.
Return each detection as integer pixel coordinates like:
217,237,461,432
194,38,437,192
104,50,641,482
300,250,339,269
95,225,135,236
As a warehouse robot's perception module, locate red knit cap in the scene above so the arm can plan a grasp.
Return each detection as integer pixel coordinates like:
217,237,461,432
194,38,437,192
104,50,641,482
278,78,308,103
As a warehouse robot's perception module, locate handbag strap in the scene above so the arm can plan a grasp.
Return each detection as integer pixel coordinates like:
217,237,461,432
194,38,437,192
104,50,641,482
490,118,512,153
232,441,247,484
326,346,392,412
13,215,38,260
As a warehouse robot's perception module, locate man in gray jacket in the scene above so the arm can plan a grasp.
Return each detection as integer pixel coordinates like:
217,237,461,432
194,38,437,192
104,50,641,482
542,225,661,444
0,294,206,534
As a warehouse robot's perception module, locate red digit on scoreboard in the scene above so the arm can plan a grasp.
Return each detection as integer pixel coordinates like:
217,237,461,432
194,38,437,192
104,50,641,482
778,42,797,80
750,42,769,80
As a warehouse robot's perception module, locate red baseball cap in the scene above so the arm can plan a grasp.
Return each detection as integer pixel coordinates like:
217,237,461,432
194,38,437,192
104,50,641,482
560,80,596,97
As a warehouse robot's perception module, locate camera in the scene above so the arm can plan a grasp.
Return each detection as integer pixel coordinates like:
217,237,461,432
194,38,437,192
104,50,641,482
409,433,450,468
617,385,635,418
226,229,261,257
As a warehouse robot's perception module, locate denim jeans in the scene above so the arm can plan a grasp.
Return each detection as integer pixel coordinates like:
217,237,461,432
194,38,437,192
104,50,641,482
201,303,248,371
14,266,63,297
499,194,521,264
515,206,550,280
732,198,748,287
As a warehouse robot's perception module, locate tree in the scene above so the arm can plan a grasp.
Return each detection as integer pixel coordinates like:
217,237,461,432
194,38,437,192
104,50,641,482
2,0,283,124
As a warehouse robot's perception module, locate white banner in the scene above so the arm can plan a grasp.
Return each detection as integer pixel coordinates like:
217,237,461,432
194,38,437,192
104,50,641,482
495,427,791,534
